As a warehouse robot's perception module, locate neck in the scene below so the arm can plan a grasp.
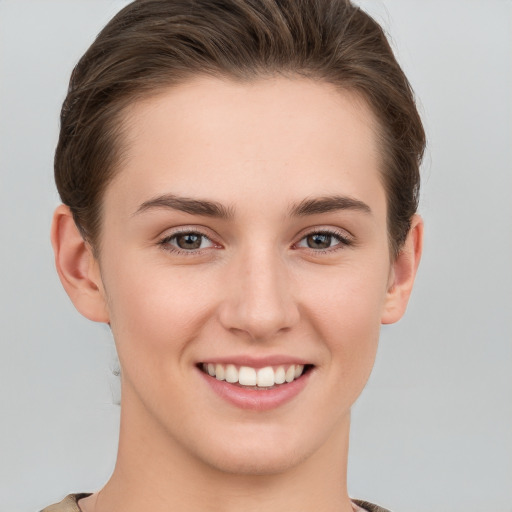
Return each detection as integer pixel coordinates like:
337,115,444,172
82,386,355,512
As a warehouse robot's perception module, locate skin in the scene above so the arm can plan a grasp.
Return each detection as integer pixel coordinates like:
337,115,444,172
51,76,422,512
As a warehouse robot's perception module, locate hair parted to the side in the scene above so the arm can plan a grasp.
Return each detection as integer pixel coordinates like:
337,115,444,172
55,0,425,257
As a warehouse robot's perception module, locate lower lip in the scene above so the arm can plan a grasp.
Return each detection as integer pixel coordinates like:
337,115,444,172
198,368,312,411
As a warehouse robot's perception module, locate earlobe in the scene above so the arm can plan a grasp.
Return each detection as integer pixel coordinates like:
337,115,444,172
381,215,423,325
50,204,110,323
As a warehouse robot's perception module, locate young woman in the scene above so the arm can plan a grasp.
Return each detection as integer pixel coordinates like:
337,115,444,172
44,0,424,511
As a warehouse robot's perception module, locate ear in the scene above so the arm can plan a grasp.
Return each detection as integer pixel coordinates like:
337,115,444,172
381,215,423,324
50,204,110,323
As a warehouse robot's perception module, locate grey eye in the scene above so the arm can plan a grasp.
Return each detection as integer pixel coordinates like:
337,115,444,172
305,233,335,249
296,230,351,251
162,232,215,252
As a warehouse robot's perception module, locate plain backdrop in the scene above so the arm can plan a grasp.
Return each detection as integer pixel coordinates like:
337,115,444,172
1,1,511,511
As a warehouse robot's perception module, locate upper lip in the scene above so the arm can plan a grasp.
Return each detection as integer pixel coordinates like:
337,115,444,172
197,355,312,369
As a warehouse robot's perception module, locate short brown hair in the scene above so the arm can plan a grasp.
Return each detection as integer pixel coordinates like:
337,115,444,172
55,0,425,257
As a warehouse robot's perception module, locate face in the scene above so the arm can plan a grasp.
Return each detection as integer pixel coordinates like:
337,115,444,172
92,77,399,474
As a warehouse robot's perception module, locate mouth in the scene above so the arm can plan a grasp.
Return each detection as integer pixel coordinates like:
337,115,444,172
198,362,313,390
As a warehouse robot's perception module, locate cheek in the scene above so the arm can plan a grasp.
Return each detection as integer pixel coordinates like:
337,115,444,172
102,257,219,372
303,256,389,327
301,260,389,380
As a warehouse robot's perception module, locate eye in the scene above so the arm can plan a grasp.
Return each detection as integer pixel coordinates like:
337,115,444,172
296,230,352,251
159,230,216,253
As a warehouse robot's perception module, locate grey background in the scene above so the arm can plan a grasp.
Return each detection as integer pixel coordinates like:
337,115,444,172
1,1,511,511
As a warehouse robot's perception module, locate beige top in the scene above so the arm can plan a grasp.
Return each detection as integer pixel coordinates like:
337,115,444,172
40,493,392,512
40,494,90,512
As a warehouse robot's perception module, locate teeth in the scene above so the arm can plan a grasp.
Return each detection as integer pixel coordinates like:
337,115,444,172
202,363,306,387
225,364,238,383
215,363,225,381
238,366,257,386
274,366,286,384
256,367,275,387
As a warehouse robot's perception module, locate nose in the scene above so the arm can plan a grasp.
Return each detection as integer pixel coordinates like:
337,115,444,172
217,247,300,341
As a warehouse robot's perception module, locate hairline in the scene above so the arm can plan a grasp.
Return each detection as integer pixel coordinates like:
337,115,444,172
84,72,402,261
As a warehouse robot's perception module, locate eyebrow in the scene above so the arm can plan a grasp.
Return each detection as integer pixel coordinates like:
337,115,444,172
133,194,234,219
288,195,372,217
133,193,371,219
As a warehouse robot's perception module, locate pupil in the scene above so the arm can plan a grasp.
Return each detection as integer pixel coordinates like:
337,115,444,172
177,233,201,249
308,233,331,249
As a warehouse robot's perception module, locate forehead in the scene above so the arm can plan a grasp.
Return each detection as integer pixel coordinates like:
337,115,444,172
107,76,385,219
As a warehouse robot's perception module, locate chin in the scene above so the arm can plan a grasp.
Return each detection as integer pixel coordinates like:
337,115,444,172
205,448,306,476
192,428,317,476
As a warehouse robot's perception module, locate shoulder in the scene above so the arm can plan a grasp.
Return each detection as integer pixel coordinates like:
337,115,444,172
40,495,390,512
353,499,393,512
40,493,92,512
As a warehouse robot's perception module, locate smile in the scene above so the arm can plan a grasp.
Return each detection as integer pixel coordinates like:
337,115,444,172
200,363,309,389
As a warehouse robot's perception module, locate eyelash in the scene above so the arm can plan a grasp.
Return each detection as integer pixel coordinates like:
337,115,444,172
295,229,354,254
157,228,353,256
157,229,217,256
